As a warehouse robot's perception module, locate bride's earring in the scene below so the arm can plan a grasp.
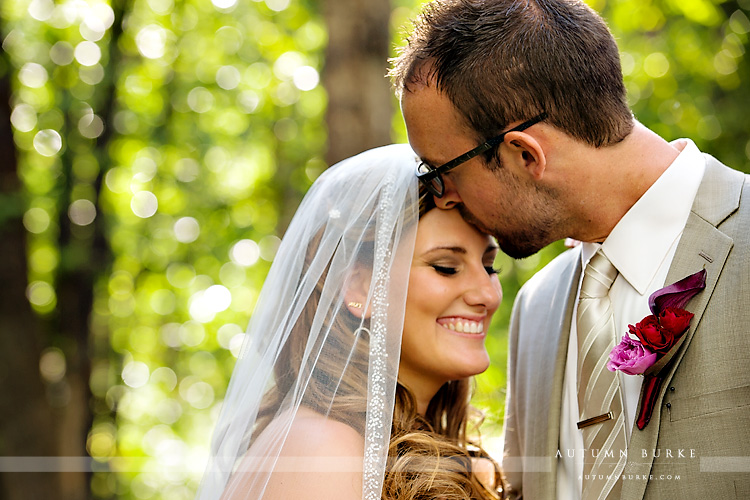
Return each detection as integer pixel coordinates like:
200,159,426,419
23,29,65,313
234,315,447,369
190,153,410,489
347,302,362,309
353,326,370,337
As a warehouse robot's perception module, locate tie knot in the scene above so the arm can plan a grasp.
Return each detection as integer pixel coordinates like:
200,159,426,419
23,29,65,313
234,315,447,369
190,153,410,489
581,250,618,298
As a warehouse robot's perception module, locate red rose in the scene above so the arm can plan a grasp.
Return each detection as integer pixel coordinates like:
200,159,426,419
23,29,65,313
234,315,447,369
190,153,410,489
629,315,673,354
658,307,694,337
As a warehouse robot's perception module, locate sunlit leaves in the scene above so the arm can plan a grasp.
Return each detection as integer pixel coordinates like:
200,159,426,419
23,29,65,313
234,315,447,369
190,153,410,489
600,0,750,170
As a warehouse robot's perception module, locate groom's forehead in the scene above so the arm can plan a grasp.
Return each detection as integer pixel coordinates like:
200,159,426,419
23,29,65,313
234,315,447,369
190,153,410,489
402,88,478,164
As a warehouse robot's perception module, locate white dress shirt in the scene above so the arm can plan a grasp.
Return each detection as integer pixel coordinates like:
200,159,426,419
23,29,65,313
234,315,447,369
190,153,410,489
556,139,706,500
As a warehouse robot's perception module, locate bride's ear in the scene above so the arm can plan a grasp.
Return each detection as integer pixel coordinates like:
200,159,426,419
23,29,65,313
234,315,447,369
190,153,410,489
344,265,372,319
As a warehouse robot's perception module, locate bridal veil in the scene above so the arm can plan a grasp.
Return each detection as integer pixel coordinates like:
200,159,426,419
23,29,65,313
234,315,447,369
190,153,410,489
196,144,420,499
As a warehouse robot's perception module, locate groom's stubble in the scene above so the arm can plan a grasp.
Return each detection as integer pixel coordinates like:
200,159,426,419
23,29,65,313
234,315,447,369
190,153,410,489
454,160,561,260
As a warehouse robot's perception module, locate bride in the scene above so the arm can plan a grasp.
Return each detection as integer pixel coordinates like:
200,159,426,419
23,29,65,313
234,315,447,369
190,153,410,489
196,144,505,499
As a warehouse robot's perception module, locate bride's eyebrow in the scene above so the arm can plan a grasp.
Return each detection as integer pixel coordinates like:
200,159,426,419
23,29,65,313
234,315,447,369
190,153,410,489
424,246,467,255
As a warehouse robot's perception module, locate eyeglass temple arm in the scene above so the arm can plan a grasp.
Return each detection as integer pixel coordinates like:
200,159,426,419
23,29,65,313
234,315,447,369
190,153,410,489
446,112,548,168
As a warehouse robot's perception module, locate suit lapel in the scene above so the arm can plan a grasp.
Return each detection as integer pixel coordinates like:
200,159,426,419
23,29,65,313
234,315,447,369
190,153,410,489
621,157,742,499
529,249,581,499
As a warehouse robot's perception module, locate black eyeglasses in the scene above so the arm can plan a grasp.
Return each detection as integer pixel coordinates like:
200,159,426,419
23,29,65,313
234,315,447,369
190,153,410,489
416,112,547,198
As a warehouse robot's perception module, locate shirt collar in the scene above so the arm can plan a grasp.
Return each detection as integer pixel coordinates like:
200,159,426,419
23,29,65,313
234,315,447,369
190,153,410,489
582,139,705,294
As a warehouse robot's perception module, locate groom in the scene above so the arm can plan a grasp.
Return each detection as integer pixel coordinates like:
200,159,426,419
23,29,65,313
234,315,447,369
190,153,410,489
391,0,750,499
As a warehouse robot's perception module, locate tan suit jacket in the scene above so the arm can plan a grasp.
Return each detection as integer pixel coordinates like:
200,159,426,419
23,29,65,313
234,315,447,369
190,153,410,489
502,157,750,499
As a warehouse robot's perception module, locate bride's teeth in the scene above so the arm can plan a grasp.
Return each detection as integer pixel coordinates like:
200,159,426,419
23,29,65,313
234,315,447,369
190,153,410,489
442,319,484,334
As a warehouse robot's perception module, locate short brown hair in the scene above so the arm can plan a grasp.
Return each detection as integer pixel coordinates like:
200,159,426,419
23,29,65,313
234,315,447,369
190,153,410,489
391,0,634,147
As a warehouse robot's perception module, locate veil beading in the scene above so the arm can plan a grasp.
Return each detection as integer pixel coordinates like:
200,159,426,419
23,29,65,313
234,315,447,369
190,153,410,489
197,144,420,499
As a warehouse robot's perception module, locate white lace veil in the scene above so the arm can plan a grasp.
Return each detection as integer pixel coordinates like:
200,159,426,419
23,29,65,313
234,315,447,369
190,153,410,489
196,144,420,500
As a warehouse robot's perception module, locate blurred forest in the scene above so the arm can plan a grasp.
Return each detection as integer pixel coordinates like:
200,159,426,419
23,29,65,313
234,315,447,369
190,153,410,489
0,0,748,498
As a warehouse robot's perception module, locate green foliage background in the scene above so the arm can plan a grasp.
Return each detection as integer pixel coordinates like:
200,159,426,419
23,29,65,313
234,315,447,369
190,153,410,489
1,0,748,497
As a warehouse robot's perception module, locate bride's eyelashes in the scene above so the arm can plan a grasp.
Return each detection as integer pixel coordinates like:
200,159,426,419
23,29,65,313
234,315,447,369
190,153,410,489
429,263,500,276
431,264,458,276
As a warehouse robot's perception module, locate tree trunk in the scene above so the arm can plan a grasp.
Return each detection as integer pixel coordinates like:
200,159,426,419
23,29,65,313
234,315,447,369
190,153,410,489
52,2,124,496
0,44,65,500
323,0,393,165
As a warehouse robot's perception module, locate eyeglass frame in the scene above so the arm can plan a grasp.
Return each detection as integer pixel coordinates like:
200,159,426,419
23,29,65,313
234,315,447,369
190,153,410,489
415,112,548,198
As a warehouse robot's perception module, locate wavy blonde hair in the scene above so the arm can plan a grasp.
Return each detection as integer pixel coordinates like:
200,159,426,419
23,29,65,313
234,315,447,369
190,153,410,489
254,189,504,499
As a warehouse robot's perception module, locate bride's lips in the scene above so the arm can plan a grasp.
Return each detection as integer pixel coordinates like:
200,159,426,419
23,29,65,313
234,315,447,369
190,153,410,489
436,316,487,336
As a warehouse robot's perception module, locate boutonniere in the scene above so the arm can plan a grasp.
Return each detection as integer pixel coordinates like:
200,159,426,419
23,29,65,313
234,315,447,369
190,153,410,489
606,269,707,429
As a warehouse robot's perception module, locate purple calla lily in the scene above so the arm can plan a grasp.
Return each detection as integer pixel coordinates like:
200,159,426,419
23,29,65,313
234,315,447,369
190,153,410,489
649,269,707,315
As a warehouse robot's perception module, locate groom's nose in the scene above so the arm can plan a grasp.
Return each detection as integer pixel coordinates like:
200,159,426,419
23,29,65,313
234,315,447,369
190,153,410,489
434,177,462,209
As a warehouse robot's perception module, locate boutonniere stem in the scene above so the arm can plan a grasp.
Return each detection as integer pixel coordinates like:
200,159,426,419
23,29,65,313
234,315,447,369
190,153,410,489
636,374,663,430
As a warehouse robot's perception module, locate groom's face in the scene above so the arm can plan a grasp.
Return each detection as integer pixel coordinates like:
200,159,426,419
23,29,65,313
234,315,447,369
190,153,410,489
401,84,559,258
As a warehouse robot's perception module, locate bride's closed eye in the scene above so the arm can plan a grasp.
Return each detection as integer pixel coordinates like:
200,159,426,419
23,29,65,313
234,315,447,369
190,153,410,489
431,264,458,276
430,264,500,276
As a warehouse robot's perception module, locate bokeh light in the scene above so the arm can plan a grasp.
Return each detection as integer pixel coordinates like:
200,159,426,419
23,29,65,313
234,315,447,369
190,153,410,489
33,129,63,156
131,191,159,218
136,25,169,60
173,217,200,243
78,112,105,138
28,0,54,21
69,199,97,226
10,103,37,132
229,239,260,267
50,41,75,65
643,52,670,78
266,0,290,12
74,41,102,66
26,280,56,310
122,361,150,388
23,207,51,234
39,347,66,383
216,65,241,90
259,235,281,261
18,63,48,88
212,0,238,10
187,87,214,113
292,66,319,91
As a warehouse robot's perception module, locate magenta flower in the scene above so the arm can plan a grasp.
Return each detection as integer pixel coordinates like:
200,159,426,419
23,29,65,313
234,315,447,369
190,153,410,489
607,335,658,375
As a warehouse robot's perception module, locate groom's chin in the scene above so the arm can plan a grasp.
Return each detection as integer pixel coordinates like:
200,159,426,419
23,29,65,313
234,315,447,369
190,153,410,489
497,241,538,260
495,232,552,260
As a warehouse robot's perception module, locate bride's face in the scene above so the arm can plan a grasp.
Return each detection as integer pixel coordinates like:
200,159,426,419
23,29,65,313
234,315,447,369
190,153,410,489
398,207,502,402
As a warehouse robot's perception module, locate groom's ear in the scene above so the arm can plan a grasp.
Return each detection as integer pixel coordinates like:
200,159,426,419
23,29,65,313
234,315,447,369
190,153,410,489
343,264,372,319
503,131,547,181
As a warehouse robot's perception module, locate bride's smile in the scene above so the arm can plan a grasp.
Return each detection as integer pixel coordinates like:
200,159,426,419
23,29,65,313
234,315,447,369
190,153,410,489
437,316,487,335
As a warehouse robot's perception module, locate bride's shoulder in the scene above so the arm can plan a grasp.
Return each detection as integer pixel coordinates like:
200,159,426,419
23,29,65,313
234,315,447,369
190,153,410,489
280,407,364,457
240,407,364,499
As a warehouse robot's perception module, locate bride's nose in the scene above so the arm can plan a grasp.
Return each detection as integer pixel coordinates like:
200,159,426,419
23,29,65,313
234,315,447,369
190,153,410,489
464,273,502,310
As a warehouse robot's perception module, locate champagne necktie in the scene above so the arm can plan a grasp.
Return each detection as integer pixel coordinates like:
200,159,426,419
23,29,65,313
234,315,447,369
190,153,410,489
576,250,627,500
